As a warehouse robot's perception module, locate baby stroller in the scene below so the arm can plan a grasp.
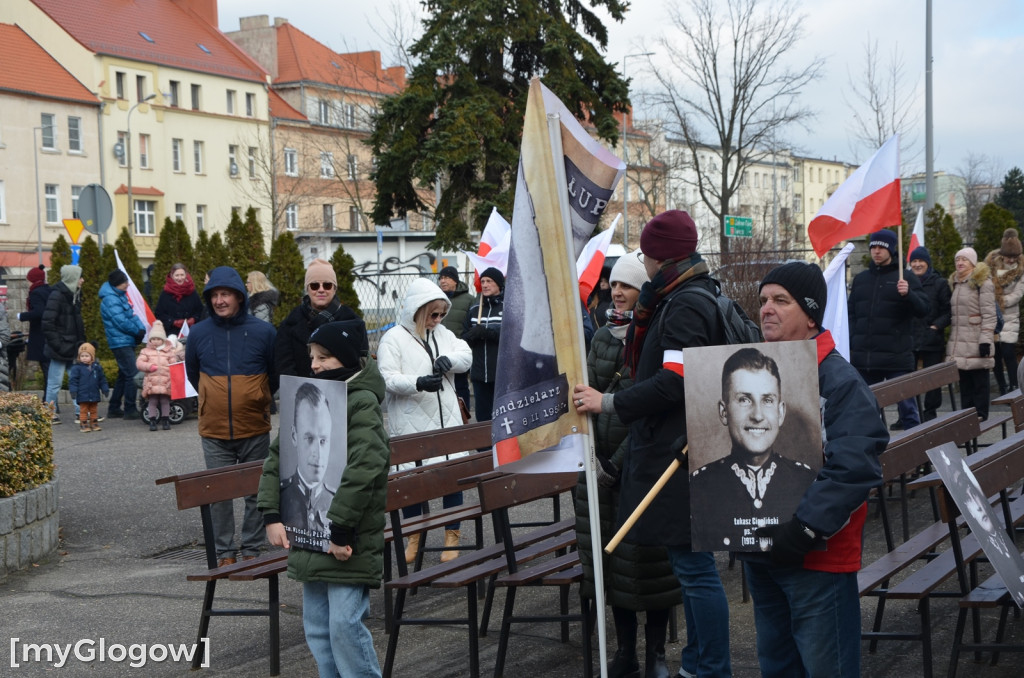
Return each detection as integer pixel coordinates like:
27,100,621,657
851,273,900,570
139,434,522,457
134,332,197,425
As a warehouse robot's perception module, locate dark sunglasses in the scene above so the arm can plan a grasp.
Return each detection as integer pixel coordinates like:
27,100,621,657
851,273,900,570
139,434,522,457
308,281,335,291
429,311,447,320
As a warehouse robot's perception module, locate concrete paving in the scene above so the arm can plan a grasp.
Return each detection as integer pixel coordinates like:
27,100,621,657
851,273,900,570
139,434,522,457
1,394,1023,676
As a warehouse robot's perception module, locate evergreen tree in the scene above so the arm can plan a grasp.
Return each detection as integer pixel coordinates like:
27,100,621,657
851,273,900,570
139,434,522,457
192,231,230,297
48,235,71,285
266,231,305,324
925,204,963,278
113,227,144,287
225,206,267,275
78,236,108,358
329,244,362,315
974,203,1017,260
996,166,1024,229
369,0,630,250
151,218,195,302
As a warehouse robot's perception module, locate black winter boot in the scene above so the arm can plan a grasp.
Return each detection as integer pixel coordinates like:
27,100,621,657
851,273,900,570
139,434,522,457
609,607,641,678
149,418,158,431
162,417,171,430
643,616,671,678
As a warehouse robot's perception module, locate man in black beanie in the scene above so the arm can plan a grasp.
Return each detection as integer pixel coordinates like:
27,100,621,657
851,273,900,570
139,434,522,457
848,229,930,430
438,266,474,407
909,246,952,419
741,261,886,677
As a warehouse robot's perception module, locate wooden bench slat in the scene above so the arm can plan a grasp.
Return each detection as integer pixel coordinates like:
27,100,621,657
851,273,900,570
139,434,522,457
496,551,580,587
870,362,959,409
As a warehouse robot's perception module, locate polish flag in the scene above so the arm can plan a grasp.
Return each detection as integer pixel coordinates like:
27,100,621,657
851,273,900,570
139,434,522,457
464,229,511,280
822,243,856,362
906,207,925,263
471,207,512,291
114,249,156,339
169,361,198,399
808,134,902,257
575,216,619,305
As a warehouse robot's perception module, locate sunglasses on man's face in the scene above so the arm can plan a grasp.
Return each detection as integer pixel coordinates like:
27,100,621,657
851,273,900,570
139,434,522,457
308,282,335,291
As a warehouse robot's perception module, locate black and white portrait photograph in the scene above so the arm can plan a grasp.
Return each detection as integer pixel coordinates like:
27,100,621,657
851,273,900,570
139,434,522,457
686,341,821,551
278,375,348,552
927,444,1024,608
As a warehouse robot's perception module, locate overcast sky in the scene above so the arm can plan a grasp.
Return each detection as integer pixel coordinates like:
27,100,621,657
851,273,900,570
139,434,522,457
219,0,1024,181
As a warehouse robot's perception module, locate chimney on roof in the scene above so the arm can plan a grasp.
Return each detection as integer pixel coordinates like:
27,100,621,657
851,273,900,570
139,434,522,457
274,18,289,27
172,0,218,27
239,15,270,31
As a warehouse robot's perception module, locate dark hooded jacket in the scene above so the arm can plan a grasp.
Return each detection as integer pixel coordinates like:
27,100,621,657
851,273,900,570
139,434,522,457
184,267,278,440
848,259,930,372
912,264,952,353
276,297,361,378
42,282,85,362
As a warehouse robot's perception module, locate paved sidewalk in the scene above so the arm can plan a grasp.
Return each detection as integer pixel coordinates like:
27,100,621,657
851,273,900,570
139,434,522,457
1,395,1023,676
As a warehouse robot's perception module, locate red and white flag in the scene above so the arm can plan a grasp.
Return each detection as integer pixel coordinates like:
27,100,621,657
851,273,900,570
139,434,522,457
169,361,198,399
808,134,902,257
575,215,619,305
114,249,156,339
470,208,512,290
907,207,925,263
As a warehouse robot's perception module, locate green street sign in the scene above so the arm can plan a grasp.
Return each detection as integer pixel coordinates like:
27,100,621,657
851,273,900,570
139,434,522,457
725,215,753,237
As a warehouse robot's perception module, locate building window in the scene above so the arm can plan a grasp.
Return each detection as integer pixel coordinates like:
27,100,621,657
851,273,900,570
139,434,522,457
228,145,239,176
190,84,201,111
231,206,241,217
139,134,151,169
45,184,59,223
134,199,156,235
248,147,257,177
196,204,206,231
175,203,186,222
172,138,183,172
193,140,204,173
323,204,334,230
115,71,125,99
286,203,298,231
68,117,82,153
780,176,787,192
318,99,331,125
754,174,760,188
117,131,128,167
168,81,179,107
793,194,801,213
347,154,358,180
284,148,298,176
136,75,146,102
344,103,356,128
741,171,747,187
0,180,5,223
349,206,360,231
226,89,235,114
71,185,83,219
320,152,334,178
246,92,255,117
40,114,56,149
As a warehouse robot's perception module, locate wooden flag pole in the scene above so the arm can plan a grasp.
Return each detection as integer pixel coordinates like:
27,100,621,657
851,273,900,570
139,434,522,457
897,224,904,281
605,446,687,554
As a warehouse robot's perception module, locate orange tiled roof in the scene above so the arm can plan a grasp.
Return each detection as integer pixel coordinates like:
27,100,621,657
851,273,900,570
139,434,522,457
112,184,164,196
32,0,267,83
274,23,403,94
0,24,98,105
269,87,306,122
0,251,52,268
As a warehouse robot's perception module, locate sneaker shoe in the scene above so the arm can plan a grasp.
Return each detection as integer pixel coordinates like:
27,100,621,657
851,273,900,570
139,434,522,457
91,424,102,432
96,416,105,423
123,411,140,421
74,418,80,424
51,416,62,425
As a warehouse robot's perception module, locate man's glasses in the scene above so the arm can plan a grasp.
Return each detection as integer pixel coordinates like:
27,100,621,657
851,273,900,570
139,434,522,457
429,312,447,320
308,281,335,291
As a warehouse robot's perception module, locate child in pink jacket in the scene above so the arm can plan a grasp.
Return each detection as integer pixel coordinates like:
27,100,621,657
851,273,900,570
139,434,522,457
136,321,182,430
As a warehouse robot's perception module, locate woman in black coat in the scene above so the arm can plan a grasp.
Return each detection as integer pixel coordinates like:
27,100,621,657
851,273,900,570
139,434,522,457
153,263,203,335
17,265,51,380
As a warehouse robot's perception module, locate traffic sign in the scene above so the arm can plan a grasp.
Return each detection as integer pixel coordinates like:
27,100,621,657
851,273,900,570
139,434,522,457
725,215,753,237
78,183,113,236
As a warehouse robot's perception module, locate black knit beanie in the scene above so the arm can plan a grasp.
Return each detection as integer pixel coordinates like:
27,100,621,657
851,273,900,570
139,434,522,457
308,319,367,368
108,269,129,287
759,262,827,328
480,267,505,290
438,266,460,284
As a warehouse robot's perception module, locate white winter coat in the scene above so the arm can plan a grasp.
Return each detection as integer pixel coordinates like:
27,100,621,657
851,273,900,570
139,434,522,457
378,278,473,469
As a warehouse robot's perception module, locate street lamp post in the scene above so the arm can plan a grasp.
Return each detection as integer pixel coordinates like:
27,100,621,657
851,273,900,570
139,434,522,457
125,93,156,233
31,125,50,266
621,51,653,250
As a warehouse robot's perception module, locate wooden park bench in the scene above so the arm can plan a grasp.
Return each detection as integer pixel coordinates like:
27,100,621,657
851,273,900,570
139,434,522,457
155,461,286,676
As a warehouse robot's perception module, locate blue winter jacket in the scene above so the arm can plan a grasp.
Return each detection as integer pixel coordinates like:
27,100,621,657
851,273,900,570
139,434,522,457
99,282,146,349
68,362,109,403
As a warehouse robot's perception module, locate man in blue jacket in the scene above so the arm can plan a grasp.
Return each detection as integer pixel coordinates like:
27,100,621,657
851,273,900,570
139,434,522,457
100,269,145,420
185,266,277,567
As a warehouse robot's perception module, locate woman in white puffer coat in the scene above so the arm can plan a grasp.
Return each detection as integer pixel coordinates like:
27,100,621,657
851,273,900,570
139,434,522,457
377,277,472,564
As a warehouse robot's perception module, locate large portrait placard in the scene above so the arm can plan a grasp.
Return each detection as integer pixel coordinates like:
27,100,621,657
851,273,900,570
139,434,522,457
685,340,821,551
278,375,348,552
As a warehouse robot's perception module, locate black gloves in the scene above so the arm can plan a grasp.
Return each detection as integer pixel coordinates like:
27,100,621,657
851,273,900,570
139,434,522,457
135,329,146,344
980,343,990,357
754,517,816,567
416,374,443,392
595,456,620,489
670,435,688,465
330,524,357,549
433,355,452,374
463,325,484,341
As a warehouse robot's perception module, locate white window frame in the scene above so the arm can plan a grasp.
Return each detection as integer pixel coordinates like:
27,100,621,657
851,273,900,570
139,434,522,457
284,148,298,176
117,131,128,167
344,103,356,128
285,203,298,231
248,147,257,177
228,145,239,176
320,152,334,178
174,203,186,223
168,81,179,107
172,138,183,172
139,133,151,169
191,84,201,111
40,113,56,149
347,154,358,180
44,184,60,223
68,117,82,153
134,199,156,235
349,205,360,231
71,185,83,219
193,140,204,174
318,99,331,125
323,204,334,230
196,204,206,231
246,92,255,117
226,89,236,114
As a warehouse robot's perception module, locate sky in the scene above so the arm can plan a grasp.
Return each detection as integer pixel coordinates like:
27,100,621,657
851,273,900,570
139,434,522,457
218,0,1024,181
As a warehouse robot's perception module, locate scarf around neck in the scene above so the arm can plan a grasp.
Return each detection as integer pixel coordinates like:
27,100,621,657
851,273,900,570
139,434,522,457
624,253,709,373
164,274,196,303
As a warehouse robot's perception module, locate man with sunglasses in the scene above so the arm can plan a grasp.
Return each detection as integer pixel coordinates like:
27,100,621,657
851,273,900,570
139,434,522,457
276,258,363,378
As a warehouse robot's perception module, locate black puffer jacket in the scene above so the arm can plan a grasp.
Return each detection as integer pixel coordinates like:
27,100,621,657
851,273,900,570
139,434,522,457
275,297,361,377
42,282,86,362
21,283,52,362
575,326,680,609
613,268,725,547
463,293,503,383
848,260,930,372
912,266,952,353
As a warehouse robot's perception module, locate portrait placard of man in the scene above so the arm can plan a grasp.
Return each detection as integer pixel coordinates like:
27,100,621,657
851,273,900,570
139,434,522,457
278,376,348,552
686,341,821,551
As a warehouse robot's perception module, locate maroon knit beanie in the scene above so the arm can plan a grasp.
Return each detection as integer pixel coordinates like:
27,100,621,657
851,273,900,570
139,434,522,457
639,210,698,261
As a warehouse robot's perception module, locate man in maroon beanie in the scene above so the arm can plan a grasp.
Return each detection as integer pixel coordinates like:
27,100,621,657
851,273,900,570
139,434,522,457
574,210,732,677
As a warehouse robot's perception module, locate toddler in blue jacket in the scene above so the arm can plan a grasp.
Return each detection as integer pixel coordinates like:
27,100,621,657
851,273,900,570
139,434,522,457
68,342,109,432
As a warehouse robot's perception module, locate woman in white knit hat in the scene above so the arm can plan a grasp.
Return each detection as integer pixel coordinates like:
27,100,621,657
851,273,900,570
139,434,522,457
947,247,997,420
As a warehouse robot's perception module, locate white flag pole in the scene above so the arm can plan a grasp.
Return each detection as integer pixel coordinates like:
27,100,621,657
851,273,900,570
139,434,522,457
546,112,607,678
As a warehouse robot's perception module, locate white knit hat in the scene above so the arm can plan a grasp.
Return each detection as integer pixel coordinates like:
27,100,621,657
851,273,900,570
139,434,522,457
609,250,649,291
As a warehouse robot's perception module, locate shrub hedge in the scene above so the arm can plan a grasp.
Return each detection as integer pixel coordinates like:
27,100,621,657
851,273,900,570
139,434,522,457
0,393,55,498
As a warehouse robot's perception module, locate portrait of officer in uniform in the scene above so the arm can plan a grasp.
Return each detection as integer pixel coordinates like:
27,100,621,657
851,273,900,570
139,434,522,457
280,380,337,542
